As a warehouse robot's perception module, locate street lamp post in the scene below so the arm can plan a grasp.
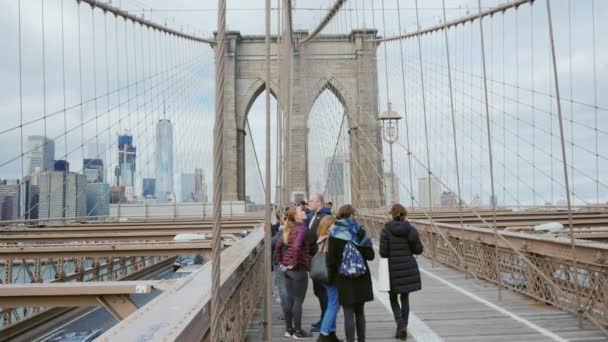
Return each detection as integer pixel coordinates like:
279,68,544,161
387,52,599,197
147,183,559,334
379,102,403,205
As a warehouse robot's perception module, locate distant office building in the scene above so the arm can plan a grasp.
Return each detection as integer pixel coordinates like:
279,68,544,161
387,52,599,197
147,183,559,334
54,160,70,172
36,171,87,219
418,176,441,208
19,178,39,220
325,155,350,206
84,159,104,183
124,185,135,202
0,184,20,221
181,173,196,202
155,120,174,203
86,182,110,217
471,194,482,207
440,191,459,208
110,186,126,204
194,168,207,203
118,134,136,187
142,178,156,198
26,136,55,176
86,142,107,180
384,172,400,204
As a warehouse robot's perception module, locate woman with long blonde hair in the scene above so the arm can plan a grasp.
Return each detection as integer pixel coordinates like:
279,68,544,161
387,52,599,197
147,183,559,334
275,206,312,338
316,215,342,341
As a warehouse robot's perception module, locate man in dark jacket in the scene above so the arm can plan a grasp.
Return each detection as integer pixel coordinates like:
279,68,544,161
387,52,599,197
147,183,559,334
305,193,332,332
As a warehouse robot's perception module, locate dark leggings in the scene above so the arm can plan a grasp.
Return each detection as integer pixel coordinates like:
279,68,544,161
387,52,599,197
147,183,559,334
283,269,308,331
389,292,410,326
342,303,365,342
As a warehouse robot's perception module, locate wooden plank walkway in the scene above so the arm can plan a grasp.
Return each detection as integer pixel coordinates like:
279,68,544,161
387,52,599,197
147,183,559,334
246,248,608,341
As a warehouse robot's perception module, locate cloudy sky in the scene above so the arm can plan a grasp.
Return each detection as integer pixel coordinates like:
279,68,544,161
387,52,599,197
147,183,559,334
0,0,606,206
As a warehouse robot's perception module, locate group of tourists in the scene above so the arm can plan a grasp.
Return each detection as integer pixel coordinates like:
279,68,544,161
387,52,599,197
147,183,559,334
271,194,423,341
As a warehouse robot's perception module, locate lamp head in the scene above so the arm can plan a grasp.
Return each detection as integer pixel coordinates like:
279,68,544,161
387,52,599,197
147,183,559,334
379,102,403,122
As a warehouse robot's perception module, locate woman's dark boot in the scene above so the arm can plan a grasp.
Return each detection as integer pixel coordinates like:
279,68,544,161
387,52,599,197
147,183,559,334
395,322,404,338
399,324,408,341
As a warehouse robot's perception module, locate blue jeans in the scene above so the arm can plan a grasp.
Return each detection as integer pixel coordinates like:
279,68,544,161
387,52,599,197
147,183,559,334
274,266,288,305
320,284,339,335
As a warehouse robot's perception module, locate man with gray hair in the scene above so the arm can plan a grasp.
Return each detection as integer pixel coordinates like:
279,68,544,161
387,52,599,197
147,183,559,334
305,193,333,332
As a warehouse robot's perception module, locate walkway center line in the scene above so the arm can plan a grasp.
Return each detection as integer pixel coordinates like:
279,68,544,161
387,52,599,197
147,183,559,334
371,245,444,342
419,266,569,342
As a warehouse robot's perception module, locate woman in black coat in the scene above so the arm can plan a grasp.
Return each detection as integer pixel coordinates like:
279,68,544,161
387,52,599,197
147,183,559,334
327,205,374,342
379,203,423,340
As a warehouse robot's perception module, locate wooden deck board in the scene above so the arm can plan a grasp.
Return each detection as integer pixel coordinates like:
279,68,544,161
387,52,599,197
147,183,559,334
246,251,607,341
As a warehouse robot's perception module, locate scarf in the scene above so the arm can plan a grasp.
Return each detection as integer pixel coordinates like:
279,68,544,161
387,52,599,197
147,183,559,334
329,218,372,247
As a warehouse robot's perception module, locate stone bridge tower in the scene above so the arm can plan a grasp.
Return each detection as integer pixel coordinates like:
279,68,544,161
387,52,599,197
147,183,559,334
221,30,384,208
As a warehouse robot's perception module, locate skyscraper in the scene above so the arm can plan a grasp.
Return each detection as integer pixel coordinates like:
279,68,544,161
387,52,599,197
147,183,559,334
324,155,351,206
142,178,156,198
87,142,107,181
86,182,110,217
180,173,195,202
194,168,207,202
19,178,39,220
26,136,55,176
418,176,442,208
155,119,174,203
384,172,400,205
83,159,104,183
36,171,87,219
118,134,136,187
0,183,20,221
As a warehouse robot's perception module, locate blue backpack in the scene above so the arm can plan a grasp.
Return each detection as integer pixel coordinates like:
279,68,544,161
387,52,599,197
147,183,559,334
338,241,367,278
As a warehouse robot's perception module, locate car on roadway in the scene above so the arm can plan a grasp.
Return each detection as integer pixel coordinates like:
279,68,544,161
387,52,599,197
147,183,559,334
173,254,204,271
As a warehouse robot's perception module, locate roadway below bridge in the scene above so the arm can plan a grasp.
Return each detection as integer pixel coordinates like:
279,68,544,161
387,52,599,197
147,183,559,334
9,263,203,342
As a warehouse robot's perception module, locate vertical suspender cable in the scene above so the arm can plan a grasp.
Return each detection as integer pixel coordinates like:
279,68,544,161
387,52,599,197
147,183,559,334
276,0,283,207
380,0,394,205
413,3,432,209
18,0,24,219
544,0,582,328
395,0,415,209
476,0,501,301
77,3,85,219
441,0,468,276
211,0,226,339
264,0,273,338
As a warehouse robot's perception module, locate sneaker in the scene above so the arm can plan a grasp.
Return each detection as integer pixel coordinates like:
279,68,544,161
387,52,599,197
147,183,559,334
310,322,321,333
293,330,313,339
284,329,294,337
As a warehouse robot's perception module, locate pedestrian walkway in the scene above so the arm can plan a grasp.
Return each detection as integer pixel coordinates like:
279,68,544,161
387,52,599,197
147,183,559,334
247,251,608,341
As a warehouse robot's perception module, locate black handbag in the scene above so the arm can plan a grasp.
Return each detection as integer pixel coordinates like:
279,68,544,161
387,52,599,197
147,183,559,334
310,241,328,283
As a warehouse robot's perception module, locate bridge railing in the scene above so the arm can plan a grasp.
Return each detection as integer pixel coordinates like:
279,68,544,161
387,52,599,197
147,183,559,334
359,215,608,330
98,228,265,341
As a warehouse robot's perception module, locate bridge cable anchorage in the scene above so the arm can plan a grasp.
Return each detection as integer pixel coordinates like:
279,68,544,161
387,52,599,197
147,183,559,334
377,0,533,43
544,0,582,329
211,0,227,340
